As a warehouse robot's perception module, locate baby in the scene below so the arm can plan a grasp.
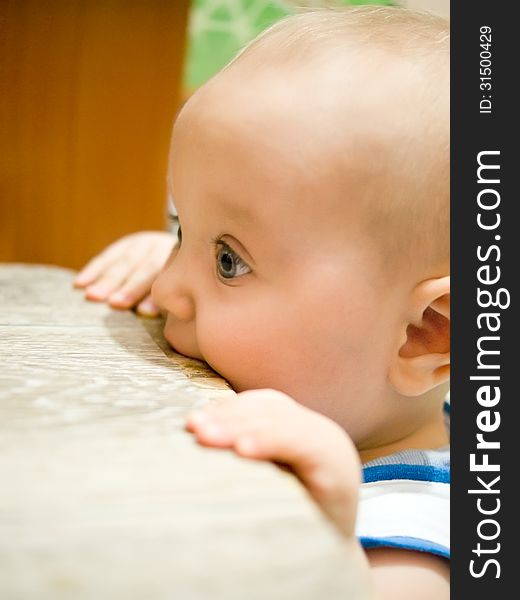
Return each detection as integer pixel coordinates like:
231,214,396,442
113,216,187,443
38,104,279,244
76,7,450,597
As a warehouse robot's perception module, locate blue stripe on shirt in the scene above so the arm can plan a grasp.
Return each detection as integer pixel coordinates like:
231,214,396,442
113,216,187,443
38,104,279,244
359,535,450,559
363,464,450,484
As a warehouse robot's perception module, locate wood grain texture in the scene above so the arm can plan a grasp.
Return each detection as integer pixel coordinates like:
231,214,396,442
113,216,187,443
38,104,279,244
0,265,367,600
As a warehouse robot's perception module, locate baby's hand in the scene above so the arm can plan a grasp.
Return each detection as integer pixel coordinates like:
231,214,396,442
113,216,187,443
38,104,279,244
74,231,176,316
186,389,361,538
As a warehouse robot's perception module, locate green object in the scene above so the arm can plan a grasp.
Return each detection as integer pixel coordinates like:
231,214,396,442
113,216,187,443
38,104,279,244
183,0,395,91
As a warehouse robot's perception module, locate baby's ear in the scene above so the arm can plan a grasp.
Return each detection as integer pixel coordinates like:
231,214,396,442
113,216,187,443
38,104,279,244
388,276,450,396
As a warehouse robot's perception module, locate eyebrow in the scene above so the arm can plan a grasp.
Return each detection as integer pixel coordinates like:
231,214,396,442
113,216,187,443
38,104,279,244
219,199,257,224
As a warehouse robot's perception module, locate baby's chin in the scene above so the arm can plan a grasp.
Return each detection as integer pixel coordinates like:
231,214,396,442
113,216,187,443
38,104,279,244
216,369,314,407
202,362,271,395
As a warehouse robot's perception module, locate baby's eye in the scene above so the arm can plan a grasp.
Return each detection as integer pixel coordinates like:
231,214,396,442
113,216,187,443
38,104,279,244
216,242,251,280
177,225,182,245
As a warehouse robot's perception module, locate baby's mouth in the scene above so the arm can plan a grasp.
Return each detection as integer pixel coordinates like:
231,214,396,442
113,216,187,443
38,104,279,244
163,322,203,362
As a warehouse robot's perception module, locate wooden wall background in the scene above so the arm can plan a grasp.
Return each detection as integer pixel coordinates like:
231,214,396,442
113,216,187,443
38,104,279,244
0,0,189,270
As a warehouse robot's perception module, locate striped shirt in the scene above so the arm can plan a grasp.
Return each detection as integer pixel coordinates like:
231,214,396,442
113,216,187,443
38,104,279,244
357,402,450,559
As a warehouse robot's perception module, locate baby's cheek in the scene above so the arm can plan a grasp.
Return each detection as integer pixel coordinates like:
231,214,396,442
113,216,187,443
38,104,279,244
197,315,289,392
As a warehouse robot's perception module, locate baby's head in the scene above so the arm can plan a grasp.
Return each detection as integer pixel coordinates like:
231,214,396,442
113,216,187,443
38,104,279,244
152,7,450,452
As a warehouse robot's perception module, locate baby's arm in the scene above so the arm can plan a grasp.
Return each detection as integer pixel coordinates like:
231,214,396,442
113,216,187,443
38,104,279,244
186,390,449,599
75,231,176,316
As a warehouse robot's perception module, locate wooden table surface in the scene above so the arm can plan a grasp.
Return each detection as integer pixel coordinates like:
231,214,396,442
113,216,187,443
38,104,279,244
0,265,366,600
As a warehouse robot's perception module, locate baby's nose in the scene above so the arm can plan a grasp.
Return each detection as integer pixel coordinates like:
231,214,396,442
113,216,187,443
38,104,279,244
151,263,195,323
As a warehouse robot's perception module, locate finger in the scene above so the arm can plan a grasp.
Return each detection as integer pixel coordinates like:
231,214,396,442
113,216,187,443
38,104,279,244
186,412,235,447
74,242,128,288
232,417,317,465
85,261,137,301
186,406,256,442
108,267,159,309
232,409,357,480
136,295,161,317
194,401,268,433
189,402,293,460
185,410,209,432
187,393,297,447
75,255,117,288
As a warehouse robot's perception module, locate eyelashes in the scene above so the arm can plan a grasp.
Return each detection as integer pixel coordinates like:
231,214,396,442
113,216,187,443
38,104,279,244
176,225,251,281
215,241,251,280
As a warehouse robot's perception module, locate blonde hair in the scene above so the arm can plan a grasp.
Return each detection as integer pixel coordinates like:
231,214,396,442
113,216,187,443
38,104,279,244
226,6,450,276
233,6,449,60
